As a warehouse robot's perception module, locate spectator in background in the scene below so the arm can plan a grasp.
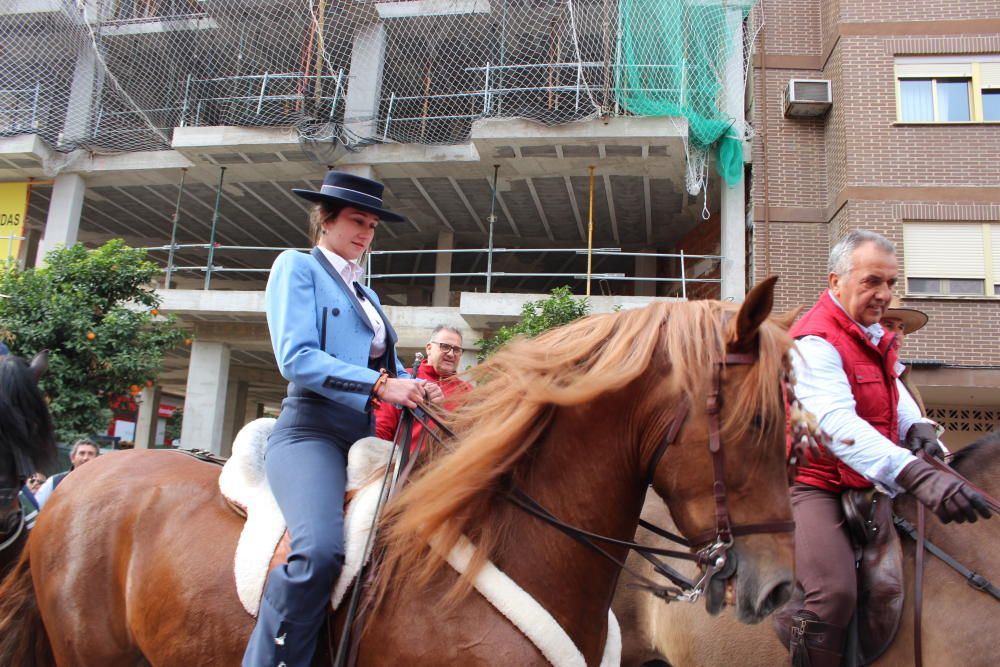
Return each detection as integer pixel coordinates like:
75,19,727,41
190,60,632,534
375,325,471,450
25,472,45,494
34,438,100,509
880,296,929,415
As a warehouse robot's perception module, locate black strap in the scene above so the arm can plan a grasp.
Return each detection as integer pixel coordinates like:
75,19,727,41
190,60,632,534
893,514,1000,601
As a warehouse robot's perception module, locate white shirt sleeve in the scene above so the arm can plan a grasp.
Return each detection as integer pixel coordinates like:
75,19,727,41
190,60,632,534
791,336,916,494
896,378,922,440
34,476,55,509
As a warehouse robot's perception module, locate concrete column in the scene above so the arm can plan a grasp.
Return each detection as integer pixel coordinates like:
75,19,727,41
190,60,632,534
61,43,102,146
221,379,249,457
179,340,231,455
719,8,746,302
134,385,163,449
337,164,375,179
433,230,454,307
344,23,387,140
244,399,263,426
634,251,657,297
37,173,86,264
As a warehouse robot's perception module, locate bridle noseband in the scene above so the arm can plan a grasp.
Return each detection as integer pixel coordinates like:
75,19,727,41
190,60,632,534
638,351,795,602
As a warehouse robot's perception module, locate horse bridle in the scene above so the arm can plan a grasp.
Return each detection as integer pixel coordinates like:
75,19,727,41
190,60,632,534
0,447,34,553
407,350,796,604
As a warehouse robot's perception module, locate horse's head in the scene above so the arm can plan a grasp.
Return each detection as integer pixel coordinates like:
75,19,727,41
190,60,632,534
646,276,796,624
0,351,56,535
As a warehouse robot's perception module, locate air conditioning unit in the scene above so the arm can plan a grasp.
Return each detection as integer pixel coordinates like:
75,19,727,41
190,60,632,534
783,79,832,118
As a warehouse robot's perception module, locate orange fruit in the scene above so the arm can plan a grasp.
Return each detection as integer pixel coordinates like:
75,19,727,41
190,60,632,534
86,332,96,341
151,308,159,316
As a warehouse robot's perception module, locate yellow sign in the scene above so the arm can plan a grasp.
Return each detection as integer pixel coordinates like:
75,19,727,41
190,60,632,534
0,182,29,264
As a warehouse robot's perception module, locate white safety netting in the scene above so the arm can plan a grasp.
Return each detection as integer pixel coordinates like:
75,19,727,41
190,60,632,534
0,0,759,190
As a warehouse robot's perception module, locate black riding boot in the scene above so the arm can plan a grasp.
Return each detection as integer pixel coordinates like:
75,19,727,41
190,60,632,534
788,610,847,667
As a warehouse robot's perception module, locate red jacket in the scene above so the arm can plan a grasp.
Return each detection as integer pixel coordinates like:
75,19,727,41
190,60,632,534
790,291,900,491
374,362,470,450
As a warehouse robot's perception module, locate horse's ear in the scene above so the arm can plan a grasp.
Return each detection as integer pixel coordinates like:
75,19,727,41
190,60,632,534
29,349,49,383
730,276,778,352
772,305,804,331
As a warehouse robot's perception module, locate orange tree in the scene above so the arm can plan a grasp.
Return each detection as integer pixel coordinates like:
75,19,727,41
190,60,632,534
0,240,186,441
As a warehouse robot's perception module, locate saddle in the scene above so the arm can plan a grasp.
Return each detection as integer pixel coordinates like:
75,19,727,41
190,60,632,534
776,489,904,665
217,418,393,616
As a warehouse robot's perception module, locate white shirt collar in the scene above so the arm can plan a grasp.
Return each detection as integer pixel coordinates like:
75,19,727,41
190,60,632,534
316,246,364,285
827,289,884,346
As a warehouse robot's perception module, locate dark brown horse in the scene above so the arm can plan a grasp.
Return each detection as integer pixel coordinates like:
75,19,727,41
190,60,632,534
0,351,55,578
614,430,1000,667
2,278,798,666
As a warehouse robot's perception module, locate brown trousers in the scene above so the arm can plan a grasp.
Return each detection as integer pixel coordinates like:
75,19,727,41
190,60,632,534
790,483,858,627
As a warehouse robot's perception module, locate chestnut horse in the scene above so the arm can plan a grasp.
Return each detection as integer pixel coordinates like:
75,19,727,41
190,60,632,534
0,352,55,578
614,430,1000,667
2,277,798,666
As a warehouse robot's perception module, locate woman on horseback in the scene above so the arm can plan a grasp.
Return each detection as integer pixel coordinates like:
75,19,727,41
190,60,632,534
243,171,443,667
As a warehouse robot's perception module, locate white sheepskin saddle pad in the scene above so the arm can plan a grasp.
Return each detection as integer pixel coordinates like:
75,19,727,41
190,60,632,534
218,418,622,667
218,418,392,616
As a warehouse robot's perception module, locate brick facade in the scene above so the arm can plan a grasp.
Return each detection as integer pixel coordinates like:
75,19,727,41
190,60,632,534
750,0,1000,416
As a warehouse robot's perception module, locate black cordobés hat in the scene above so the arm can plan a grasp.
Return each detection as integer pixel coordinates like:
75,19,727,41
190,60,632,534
292,171,405,223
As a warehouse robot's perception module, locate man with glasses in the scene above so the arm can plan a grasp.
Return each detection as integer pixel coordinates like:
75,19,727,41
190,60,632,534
375,325,470,449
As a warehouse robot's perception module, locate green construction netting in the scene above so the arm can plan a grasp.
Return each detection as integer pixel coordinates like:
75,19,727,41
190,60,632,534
616,0,756,187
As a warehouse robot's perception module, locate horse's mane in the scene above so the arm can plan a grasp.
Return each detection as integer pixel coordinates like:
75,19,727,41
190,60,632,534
950,430,1000,478
373,299,794,606
0,355,57,473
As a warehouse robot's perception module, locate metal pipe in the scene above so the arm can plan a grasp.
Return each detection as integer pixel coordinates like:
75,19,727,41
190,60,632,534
329,68,344,120
256,72,269,115
204,166,226,290
486,164,499,293
680,249,687,299
181,73,192,127
164,168,187,289
586,165,595,296
383,92,395,141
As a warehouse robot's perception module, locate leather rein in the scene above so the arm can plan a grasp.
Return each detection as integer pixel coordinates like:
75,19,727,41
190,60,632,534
406,350,795,603
900,452,1000,667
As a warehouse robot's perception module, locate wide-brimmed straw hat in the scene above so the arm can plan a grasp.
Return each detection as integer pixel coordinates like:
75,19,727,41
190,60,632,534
883,297,928,334
291,171,405,223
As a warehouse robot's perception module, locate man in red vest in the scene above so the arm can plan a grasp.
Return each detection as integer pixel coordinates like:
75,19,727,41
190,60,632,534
783,230,991,666
375,325,471,450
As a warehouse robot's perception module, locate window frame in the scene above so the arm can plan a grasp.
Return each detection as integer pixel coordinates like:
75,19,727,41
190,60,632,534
895,55,1000,124
903,222,999,299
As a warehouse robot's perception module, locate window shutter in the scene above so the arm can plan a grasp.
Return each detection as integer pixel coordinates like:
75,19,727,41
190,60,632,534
895,63,973,79
903,223,984,279
992,224,1000,277
981,63,1000,90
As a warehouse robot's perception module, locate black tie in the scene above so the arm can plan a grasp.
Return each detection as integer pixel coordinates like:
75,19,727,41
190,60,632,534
353,281,366,301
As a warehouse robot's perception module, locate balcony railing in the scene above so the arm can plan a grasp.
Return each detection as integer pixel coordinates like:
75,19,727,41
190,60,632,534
140,243,720,300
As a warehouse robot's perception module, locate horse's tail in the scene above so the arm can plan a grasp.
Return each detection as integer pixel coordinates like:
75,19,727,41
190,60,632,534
0,548,55,667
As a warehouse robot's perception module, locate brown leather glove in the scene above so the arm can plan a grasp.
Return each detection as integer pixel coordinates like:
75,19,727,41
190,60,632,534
895,458,992,524
904,422,944,460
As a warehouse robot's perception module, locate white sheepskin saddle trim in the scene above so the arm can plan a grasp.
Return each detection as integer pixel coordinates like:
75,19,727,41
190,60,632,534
435,534,622,667
220,419,622,666
218,418,393,617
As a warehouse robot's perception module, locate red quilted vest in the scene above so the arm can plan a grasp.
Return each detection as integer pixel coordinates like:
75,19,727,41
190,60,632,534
789,291,900,491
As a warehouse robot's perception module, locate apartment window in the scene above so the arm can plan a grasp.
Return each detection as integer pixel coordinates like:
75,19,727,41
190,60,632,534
903,222,1000,297
895,56,1000,123
984,90,1000,121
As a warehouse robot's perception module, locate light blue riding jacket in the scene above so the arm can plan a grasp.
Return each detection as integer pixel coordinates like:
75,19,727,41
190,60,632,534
265,248,409,415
